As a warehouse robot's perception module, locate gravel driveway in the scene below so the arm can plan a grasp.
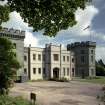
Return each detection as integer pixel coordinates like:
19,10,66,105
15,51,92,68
10,81,102,105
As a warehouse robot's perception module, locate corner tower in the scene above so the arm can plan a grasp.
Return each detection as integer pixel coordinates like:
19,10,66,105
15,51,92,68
0,28,25,81
67,41,96,78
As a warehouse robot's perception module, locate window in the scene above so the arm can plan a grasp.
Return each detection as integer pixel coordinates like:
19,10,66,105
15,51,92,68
24,56,27,61
81,50,85,54
24,68,27,74
67,56,69,62
43,54,45,61
63,56,65,62
38,54,41,61
38,68,41,74
91,50,94,54
43,68,45,74
13,43,16,49
67,68,69,76
72,58,74,63
63,68,65,76
81,56,85,63
91,56,94,63
53,54,59,61
33,68,36,74
72,68,75,76
91,69,94,75
33,54,36,60
14,53,16,57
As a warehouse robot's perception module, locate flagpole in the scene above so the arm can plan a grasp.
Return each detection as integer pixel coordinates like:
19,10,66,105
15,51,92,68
83,25,92,41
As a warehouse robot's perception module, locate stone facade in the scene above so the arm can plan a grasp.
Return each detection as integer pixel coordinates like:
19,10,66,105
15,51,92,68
0,28,25,81
0,28,96,81
67,41,96,78
24,44,75,80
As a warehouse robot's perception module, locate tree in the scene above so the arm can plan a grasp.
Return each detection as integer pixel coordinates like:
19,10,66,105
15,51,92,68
0,38,20,95
96,59,105,76
0,0,91,36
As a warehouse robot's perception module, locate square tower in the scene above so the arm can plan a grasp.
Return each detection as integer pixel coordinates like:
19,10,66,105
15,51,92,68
67,41,96,78
0,28,25,81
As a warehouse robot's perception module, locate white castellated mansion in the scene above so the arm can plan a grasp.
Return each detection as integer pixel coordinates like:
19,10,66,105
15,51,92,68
0,28,96,82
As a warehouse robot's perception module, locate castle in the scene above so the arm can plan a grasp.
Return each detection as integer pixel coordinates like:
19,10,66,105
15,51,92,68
0,28,96,82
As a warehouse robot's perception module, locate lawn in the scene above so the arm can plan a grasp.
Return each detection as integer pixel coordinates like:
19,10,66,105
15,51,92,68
75,76,105,84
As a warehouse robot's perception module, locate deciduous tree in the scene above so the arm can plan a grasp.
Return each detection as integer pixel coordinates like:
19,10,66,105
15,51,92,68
0,0,91,36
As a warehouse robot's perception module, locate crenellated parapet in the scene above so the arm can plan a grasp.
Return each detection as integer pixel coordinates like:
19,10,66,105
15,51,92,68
0,27,25,39
67,41,96,50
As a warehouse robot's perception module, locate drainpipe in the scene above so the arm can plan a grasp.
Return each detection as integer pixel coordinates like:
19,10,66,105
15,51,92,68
60,44,62,79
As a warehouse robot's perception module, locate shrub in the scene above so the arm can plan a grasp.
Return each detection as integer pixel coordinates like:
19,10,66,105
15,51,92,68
49,77,69,82
0,95,36,105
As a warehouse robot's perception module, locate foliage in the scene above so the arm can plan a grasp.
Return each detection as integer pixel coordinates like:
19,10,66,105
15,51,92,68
0,38,20,95
0,5,10,30
50,77,69,82
96,59,105,76
0,95,36,105
76,76,105,84
1,0,91,36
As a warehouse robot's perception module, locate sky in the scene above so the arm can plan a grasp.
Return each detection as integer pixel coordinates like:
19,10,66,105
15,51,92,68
0,0,105,62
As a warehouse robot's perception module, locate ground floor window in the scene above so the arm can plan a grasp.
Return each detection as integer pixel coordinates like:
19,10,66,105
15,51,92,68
24,68,27,74
67,68,69,76
33,68,36,74
38,68,41,74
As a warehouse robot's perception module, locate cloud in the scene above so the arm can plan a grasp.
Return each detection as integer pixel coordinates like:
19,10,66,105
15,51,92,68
0,0,7,5
96,46,105,62
2,11,29,30
2,11,39,47
24,31,38,47
1,4,105,63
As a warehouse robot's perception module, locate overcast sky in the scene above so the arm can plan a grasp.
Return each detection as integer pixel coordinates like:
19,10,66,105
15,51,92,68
0,0,105,62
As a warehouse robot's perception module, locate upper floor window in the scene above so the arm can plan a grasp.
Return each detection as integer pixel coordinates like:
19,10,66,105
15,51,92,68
91,50,94,54
67,56,69,62
38,54,41,61
33,54,36,60
81,50,85,54
33,68,36,74
63,56,65,62
13,43,16,49
72,58,74,63
24,68,27,74
24,56,27,61
91,56,94,63
81,56,85,63
43,54,45,61
53,54,59,61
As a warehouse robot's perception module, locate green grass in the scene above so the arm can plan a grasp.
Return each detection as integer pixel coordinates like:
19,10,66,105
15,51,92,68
75,76,105,84
0,95,37,105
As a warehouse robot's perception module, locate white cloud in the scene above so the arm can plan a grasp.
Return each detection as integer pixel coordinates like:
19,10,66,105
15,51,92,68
0,0,7,6
58,5,99,37
24,31,38,47
2,11,39,47
2,11,29,30
96,46,105,62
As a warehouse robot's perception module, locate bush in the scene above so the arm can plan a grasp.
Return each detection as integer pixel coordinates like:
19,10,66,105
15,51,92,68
49,77,69,82
86,76,101,80
0,95,36,105
96,65,105,76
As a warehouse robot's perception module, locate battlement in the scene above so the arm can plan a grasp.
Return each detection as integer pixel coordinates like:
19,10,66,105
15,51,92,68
0,27,25,39
1,27,25,35
67,41,96,50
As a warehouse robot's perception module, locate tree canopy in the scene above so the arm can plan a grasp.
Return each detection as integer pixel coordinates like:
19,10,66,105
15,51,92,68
0,38,20,95
0,0,91,36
